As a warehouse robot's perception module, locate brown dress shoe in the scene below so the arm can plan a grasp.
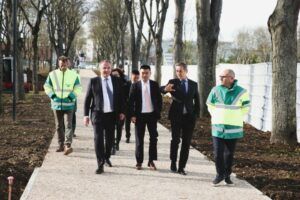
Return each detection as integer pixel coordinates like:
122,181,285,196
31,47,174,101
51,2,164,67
56,145,64,152
64,145,73,155
136,163,142,170
148,161,157,170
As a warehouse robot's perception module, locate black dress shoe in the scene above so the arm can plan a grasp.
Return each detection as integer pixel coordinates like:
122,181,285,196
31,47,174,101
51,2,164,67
178,168,187,175
105,159,113,167
136,163,142,170
95,166,104,174
125,138,130,143
56,145,64,152
212,176,224,186
148,161,157,170
170,162,177,172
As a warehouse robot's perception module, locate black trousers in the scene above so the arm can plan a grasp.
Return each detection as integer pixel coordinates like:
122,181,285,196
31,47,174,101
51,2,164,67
170,114,196,170
92,112,116,167
125,115,131,139
115,119,125,144
135,112,158,164
212,136,237,179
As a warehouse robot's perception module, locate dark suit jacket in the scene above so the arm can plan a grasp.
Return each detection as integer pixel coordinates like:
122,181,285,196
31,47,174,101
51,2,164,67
84,76,125,122
161,78,200,121
128,80,162,120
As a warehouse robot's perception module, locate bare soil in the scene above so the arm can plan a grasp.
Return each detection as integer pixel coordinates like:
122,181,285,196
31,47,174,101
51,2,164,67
0,93,55,200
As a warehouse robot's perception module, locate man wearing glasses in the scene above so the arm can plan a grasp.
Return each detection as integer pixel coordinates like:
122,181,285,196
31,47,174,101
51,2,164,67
206,69,250,186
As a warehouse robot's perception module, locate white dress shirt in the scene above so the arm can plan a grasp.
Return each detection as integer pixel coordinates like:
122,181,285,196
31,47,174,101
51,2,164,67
101,76,114,113
141,80,154,113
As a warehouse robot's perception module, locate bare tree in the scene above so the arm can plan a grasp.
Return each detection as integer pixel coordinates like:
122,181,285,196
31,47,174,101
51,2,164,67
268,0,300,145
45,0,88,58
173,0,185,72
90,0,128,65
0,0,5,114
298,25,300,61
196,0,222,117
142,0,169,85
253,27,271,62
125,0,145,70
139,0,154,65
20,0,49,94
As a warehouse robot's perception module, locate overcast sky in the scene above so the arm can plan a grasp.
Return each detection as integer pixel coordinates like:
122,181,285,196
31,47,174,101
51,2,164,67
163,0,278,42
85,0,282,42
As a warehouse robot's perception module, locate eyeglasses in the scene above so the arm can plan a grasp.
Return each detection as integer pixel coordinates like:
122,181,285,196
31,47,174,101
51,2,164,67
219,75,232,79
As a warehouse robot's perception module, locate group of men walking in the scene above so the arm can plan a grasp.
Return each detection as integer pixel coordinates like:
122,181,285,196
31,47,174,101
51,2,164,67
44,57,250,186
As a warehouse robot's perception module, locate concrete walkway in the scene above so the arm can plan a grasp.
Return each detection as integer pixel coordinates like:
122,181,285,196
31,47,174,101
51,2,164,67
21,70,270,200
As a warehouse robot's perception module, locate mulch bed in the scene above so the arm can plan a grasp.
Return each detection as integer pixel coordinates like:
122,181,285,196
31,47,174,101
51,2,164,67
0,93,55,200
159,97,300,200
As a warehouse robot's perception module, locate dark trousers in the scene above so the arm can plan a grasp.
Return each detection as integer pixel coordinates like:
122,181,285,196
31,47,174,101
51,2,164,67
125,116,131,139
72,111,76,135
170,114,195,170
115,119,125,144
53,110,74,146
92,112,116,167
135,112,158,164
212,136,237,179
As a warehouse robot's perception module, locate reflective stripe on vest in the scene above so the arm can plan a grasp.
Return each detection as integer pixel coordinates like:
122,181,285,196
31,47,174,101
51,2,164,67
52,71,61,91
212,126,243,134
52,102,75,106
211,88,248,126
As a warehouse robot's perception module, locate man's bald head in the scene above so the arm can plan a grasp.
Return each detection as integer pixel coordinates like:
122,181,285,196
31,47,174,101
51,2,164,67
219,69,235,88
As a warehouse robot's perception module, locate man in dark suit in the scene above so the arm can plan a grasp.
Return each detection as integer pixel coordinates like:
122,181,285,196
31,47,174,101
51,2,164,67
128,65,162,170
83,60,125,174
161,62,200,175
124,70,140,143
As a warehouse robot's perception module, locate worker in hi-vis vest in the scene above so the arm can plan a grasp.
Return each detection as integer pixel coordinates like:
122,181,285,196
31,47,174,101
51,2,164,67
44,55,82,155
206,69,250,186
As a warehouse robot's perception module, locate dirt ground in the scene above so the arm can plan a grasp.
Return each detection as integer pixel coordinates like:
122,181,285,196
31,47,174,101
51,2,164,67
159,97,300,200
0,93,55,200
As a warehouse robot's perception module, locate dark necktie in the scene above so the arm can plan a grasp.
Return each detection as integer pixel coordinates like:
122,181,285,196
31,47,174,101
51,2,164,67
181,79,186,95
105,78,113,110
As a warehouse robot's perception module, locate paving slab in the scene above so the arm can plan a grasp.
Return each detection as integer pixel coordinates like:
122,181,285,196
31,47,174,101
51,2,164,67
21,69,270,200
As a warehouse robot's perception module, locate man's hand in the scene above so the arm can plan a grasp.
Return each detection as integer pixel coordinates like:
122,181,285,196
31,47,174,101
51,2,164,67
119,113,125,120
164,84,175,92
83,116,90,127
131,116,136,123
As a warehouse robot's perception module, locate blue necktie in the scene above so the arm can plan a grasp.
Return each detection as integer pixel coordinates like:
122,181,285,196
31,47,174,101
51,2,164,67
105,78,113,110
181,79,186,95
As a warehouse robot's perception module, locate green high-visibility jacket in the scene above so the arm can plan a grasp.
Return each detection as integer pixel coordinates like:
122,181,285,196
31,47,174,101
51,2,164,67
44,68,82,110
206,80,250,139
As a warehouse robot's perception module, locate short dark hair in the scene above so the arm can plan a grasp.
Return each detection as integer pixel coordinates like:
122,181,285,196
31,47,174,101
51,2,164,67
140,64,151,71
131,69,140,75
175,62,187,71
58,55,68,61
112,67,124,77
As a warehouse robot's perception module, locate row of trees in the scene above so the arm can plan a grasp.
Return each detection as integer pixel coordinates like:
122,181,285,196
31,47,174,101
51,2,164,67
0,0,299,146
0,0,88,106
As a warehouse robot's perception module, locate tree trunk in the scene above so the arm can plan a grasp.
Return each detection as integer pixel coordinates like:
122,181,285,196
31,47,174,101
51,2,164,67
17,31,25,100
196,0,222,117
32,35,39,94
154,38,163,85
173,0,185,76
121,31,125,68
268,0,300,145
0,56,3,114
125,0,144,71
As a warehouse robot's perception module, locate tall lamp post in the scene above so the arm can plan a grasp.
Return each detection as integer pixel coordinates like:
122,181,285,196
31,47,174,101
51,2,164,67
12,0,18,121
